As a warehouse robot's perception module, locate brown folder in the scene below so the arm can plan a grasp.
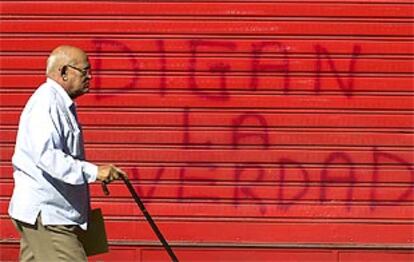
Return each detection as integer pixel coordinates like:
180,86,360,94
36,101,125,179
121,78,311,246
78,208,109,256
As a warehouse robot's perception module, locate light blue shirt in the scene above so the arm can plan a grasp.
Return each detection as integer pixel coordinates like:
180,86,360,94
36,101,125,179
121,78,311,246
8,78,97,230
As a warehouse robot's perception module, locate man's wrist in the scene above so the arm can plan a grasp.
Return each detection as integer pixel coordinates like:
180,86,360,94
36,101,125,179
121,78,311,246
82,162,98,183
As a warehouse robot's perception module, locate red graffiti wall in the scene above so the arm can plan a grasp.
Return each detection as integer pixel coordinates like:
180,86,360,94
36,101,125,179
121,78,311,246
0,1,413,261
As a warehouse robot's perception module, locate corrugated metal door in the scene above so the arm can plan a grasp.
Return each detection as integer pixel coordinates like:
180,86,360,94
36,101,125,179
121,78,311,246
1,1,413,261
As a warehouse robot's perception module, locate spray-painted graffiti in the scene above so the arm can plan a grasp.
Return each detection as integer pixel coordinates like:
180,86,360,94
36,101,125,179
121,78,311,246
91,38,413,214
92,38,361,98
125,108,413,214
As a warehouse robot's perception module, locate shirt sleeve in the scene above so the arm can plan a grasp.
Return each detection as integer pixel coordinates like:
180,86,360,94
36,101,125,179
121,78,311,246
29,97,97,185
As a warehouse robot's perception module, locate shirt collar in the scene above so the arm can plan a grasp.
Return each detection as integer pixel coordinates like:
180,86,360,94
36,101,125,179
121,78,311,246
47,78,74,109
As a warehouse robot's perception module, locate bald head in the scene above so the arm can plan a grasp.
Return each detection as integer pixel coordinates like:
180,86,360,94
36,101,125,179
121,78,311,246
46,45,92,99
46,45,87,76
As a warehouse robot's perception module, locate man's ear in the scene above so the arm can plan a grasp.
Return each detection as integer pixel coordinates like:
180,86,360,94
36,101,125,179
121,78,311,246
61,65,68,81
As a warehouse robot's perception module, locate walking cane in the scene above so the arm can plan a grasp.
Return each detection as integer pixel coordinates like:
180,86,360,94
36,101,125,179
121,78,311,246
102,176,179,262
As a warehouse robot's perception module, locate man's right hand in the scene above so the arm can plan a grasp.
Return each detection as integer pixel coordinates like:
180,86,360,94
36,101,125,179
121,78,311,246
97,164,126,183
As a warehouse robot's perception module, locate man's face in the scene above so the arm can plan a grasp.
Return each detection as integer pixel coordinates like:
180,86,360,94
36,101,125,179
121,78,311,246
65,53,91,99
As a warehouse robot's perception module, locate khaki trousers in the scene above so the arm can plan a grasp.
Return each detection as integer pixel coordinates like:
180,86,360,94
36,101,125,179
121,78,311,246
12,215,87,262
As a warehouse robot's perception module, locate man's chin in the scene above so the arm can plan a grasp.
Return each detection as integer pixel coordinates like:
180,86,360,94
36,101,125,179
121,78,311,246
71,89,89,100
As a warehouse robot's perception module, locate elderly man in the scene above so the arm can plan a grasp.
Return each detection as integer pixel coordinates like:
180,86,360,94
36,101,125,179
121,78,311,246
8,45,124,261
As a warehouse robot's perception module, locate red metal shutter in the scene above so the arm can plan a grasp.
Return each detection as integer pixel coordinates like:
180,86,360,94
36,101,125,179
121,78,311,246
1,1,413,261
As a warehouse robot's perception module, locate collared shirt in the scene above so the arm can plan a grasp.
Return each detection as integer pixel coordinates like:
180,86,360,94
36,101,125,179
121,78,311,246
8,78,97,230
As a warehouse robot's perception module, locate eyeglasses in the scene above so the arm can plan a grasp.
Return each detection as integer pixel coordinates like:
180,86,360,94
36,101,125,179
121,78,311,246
65,64,90,77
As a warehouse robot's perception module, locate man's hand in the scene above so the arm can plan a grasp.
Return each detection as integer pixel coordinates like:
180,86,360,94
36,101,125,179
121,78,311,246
97,164,126,183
